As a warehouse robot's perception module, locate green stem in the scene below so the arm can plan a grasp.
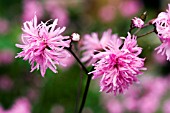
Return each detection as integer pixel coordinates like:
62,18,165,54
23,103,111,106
66,47,89,74
78,74,92,113
74,72,83,113
137,29,155,38
133,28,141,35
66,46,93,113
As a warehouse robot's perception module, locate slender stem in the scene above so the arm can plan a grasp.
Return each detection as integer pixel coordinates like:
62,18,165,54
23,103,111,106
133,28,141,35
74,72,83,113
78,74,92,113
66,47,89,74
141,23,150,28
129,22,152,33
137,29,155,38
65,46,93,113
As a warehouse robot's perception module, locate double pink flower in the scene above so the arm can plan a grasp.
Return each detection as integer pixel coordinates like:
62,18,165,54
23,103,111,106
16,15,71,77
85,32,146,94
153,4,170,60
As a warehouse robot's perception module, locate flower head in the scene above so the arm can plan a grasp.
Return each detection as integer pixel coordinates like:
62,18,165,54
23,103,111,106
90,33,146,95
80,29,120,66
15,15,71,77
153,4,170,60
153,4,170,40
132,17,144,28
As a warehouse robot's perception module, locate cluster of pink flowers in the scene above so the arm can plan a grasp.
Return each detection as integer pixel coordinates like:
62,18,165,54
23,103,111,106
15,15,71,77
153,4,170,60
18,2,170,97
83,31,146,94
101,75,170,113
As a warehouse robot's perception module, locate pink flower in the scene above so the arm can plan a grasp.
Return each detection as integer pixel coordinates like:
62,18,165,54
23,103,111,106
9,98,31,113
98,5,115,23
153,4,170,40
132,17,144,28
106,99,123,113
125,75,168,113
155,40,170,60
0,18,9,34
22,0,44,21
51,105,65,113
0,49,14,65
0,97,31,113
80,29,120,66
153,4,170,60
90,33,146,94
59,55,75,70
138,96,159,113
163,99,170,113
15,15,71,77
119,0,142,17
153,51,167,64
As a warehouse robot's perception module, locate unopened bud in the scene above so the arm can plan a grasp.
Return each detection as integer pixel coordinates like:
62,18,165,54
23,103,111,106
140,11,147,21
72,33,80,41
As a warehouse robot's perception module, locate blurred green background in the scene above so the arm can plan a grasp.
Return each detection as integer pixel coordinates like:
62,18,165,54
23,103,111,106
0,0,170,113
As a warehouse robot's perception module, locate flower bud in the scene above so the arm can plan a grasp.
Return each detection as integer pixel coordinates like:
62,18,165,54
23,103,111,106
72,33,80,41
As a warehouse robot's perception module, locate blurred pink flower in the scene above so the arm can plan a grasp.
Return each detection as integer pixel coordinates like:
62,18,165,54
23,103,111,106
15,15,71,77
119,0,142,17
90,33,146,94
163,99,170,113
125,75,168,113
101,75,169,113
51,105,65,113
0,75,13,91
101,93,124,113
59,55,75,69
0,49,14,65
153,4,170,61
123,97,137,111
106,99,123,113
138,95,159,113
27,88,39,101
132,17,144,28
0,97,31,113
45,0,69,26
0,19,9,34
98,5,115,22
153,51,167,64
22,0,44,21
80,29,120,66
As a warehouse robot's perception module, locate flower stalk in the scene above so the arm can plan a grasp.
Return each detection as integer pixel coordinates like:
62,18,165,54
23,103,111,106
66,44,93,113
